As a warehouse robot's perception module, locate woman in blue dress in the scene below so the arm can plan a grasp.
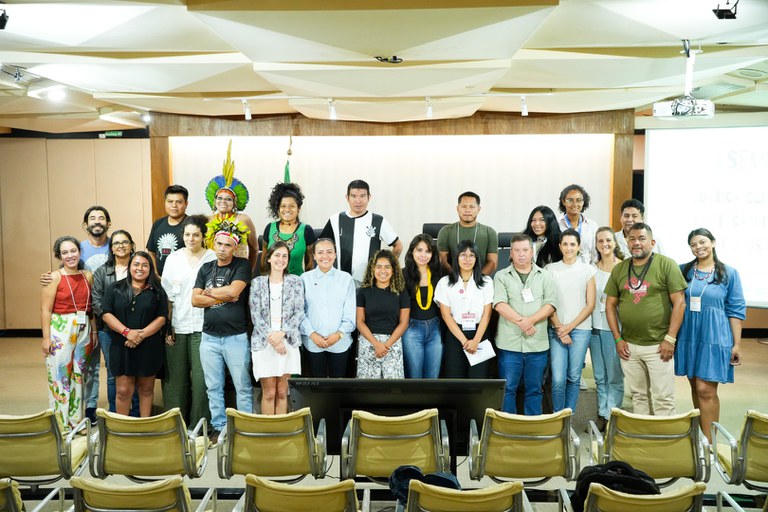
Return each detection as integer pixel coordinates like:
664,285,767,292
675,228,746,443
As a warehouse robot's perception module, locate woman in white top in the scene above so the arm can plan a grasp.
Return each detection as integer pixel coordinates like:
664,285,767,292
161,214,216,426
589,227,625,431
557,184,598,264
546,228,596,412
435,240,494,379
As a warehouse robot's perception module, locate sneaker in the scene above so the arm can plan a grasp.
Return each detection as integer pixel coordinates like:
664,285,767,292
208,429,221,446
85,407,97,426
579,378,588,390
596,416,608,433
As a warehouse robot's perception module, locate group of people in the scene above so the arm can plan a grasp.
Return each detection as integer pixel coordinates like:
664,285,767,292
40,145,746,446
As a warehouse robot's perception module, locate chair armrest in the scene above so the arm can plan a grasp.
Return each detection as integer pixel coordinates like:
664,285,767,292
188,417,208,478
521,488,535,512
190,417,207,439
87,421,102,479
711,421,739,485
716,490,745,512
194,487,218,512
340,419,352,479
29,487,66,512
699,428,711,482
316,418,328,478
468,419,480,480
439,419,450,472
217,424,229,479
587,420,603,466
64,417,89,478
557,487,574,512
568,426,581,481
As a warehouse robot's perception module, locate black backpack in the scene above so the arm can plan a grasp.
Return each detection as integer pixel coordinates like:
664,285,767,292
570,461,661,512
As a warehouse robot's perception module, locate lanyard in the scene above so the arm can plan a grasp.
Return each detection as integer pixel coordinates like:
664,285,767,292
627,254,653,291
690,263,713,301
63,271,90,311
457,224,479,245
564,215,583,235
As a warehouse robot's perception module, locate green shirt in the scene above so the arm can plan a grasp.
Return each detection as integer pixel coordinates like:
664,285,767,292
604,254,687,346
437,222,498,270
492,264,556,353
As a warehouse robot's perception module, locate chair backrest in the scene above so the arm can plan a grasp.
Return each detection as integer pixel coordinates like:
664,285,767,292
422,223,448,242
605,408,705,483
92,408,197,478
343,409,447,479
583,481,706,512
220,407,324,479
244,474,358,512
739,409,768,489
71,476,191,512
406,480,525,512
472,408,578,483
0,409,85,483
0,479,22,512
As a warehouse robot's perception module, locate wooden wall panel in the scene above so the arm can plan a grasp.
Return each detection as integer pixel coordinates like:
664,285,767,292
611,134,634,231
0,139,51,329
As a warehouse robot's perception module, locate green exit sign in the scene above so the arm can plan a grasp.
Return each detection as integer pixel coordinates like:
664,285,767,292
104,131,123,137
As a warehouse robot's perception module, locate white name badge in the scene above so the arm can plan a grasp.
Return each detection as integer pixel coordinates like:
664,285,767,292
76,311,87,329
522,288,534,303
461,312,477,330
690,296,702,312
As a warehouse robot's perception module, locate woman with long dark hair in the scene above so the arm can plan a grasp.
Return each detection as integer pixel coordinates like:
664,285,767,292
435,240,494,378
523,205,562,268
402,234,443,378
261,182,317,275
676,228,746,442
101,251,168,417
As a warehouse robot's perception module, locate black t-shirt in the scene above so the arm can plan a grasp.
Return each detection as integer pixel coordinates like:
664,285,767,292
146,216,186,275
356,286,410,335
194,257,251,335
409,285,440,321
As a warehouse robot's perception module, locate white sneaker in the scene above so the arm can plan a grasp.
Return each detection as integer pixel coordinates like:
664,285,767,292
580,378,588,390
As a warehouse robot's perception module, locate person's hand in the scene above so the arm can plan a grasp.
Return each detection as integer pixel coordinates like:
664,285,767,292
463,337,480,354
40,272,53,287
516,317,534,332
325,331,342,347
559,333,573,345
90,330,99,349
373,341,389,358
267,331,286,346
731,344,742,366
310,332,327,349
273,341,287,355
556,323,574,338
165,329,176,346
125,329,143,348
658,340,675,362
616,339,630,361
42,338,53,356
523,326,536,336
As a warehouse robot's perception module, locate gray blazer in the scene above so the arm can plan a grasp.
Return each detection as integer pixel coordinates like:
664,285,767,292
249,273,304,351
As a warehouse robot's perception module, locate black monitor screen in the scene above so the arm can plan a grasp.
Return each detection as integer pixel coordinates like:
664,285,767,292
288,378,505,460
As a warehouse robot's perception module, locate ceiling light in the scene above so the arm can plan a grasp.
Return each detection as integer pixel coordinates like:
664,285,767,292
0,3,8,30
328,99,337,121
141,112,151,123
425,97,433,119
520,95,528,117
27,84,67,102
242,99,251,121
713,0,738,19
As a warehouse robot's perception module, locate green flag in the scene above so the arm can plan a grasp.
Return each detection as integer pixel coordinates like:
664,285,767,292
284,160,291,183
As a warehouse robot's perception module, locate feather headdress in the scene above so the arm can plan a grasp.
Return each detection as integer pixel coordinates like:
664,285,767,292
205,140,250,212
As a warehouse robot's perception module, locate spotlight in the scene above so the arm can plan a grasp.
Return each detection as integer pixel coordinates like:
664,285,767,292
141,112,152,123
713,0,738,19
242,99,251,121
0,5,8,30
520,95,528,117
328,98,337,121
425,97,433,119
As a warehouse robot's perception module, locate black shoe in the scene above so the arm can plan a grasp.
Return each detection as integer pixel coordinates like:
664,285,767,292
208,429,221,446
596,416,608,433
85,407,97,426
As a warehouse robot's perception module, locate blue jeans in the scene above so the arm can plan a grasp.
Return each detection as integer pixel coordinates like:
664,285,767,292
590,329,625,418
98,330,140,416
497,348,548,415
402,317,443,379
549,327,591,412
200,332,253,430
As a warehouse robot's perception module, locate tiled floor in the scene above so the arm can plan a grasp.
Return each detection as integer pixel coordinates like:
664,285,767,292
2,336,767,511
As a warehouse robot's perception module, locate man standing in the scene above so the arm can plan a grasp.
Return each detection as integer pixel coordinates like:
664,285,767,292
437,192,498,275
605,223,686,416
80,206,112,272
614,199,662,257
320,179,402,285
493,234,556,415
192,219,253,443
147,185,189,275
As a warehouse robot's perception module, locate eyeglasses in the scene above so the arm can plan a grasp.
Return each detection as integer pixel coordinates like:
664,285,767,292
112,241,131,247
459,253,477,259
564,198,584,204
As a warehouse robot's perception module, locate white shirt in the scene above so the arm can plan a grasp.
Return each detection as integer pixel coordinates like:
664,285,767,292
545,260,596,330
434,275,494,325
558,214,599,264
591,265,612,331
328,210,398,284
161,248,217,334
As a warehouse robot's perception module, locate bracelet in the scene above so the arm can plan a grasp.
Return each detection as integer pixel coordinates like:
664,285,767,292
614,337,624,344
122,327,131,337
664,334,677,346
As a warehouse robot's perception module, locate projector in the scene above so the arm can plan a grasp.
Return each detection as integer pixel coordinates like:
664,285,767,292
653,97,715,119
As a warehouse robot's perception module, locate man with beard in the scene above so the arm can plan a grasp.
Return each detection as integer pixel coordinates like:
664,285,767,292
146,185,189,276
605,223,687,416
437,191,498,275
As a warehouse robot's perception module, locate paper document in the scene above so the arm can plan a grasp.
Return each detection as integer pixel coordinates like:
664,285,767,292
465,339,496,366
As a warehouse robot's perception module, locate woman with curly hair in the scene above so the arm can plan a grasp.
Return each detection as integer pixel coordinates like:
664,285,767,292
557,184,599,264
261,182,317,276
402,234,443,378
356,249,410,379
523,205,563,268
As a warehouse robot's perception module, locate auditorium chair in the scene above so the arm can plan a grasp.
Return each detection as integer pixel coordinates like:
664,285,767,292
70,475,216,512
496,232,514,275
712,409,768,491
244,474,358,512
421,223,447,243
406,480,531,512
559,481,706,512
716,490,768,512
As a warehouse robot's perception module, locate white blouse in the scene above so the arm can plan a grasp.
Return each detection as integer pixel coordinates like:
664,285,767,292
161,248,217,334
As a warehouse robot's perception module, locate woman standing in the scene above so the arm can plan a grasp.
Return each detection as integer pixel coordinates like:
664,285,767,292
41,236,96,431
101,252,168,417
92,229,136,414
547,229,596,412
589,227,625,430
402,234,443,378
356,250,410,379
261,182,317,276
557,184,598,264
435,240,494,379
161,215,216,425
676,228,746,442
523,206,563,268
250,241,304,414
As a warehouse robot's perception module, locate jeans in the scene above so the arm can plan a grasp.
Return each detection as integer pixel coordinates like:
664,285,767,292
402,317,443,378
497,348,548,415
589,329,624,418
200,332,253,430
549,327,591,412
99,330,139,416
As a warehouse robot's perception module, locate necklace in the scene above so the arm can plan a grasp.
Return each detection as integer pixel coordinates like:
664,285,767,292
693,262,714,281
627,254,654,291
273,221,300,251
415,268,433,310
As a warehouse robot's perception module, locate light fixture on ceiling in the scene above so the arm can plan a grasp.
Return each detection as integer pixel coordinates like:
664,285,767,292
242,99,251,121
27,83,67,102
328,98,337,121
141,112,152,124
375,56,403,64
0,2,8,30
425,97,433,119
713,0,738,19
520,95,528,117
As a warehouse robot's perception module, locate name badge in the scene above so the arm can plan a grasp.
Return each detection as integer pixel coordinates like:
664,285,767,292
522,288,534,303
600,293,607,312
690,296,702,312
76,311,87,330
461,312,477,330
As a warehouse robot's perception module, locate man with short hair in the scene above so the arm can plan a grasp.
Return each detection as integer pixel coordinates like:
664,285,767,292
437,192,498,275
615,199,662,257
493,234,556,415
147,184,189,275
605,223,686,416
192,220,253,443
320,179,402,285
